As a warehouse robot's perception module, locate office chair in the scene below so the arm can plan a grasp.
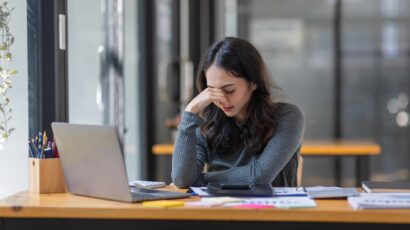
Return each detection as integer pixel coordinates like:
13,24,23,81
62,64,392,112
297,155,304,187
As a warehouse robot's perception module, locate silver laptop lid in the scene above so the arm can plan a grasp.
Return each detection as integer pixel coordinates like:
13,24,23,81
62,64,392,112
52,122,132,202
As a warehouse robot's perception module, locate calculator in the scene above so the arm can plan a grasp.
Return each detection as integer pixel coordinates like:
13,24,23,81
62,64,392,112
307,188,359,199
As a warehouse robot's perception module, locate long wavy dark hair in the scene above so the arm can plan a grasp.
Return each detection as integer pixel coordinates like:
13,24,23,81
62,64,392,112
197,37,282,155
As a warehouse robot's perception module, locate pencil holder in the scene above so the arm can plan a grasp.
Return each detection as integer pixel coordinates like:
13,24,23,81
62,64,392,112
29,158,66,193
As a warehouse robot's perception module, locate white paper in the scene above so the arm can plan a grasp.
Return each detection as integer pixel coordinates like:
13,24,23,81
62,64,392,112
185,197,243,207
190,187,210,196
359,192,410,199
201,197,243,203
348,196,410,209
225,197,316,209
185,201,223,207
272,187,307,196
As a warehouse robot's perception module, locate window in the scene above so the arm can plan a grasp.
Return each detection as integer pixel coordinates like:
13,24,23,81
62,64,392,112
0,0,29,199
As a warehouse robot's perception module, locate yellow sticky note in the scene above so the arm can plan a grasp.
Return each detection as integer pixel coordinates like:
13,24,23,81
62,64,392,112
142,200,185,208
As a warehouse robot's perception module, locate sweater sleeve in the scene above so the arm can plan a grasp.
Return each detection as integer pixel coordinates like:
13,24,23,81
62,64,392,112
171,111,208,188
202,104,305,184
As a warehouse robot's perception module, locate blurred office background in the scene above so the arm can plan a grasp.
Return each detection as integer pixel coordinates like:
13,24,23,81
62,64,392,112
67,0,410,186
2,0,410,198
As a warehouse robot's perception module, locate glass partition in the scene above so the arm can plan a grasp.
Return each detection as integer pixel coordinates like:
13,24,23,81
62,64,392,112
67,0,141,180
216,0,336,185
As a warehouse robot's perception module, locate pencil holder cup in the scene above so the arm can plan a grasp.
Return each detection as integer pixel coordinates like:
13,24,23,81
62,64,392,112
29,158,66,193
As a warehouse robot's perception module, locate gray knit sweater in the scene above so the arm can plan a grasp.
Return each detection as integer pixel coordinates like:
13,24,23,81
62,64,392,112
171,103,305,188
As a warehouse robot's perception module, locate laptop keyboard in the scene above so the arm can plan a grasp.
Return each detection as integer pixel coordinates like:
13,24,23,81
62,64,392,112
130,188,173,199
131,192,156,200
129,187,190,201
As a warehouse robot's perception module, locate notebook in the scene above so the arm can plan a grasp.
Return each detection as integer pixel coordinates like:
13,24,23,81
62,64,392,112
52,122,190,203
362,181,410,193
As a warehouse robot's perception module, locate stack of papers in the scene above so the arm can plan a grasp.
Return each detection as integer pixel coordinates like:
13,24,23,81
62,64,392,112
348,193,410,209
189,187,307,197
185,196,316,209
226,197,317,208
186,186,313,209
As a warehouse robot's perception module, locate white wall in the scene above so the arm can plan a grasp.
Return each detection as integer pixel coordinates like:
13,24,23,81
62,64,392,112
0,0,29,199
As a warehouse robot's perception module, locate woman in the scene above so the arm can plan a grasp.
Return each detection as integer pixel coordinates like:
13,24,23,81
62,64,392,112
171,37,305,188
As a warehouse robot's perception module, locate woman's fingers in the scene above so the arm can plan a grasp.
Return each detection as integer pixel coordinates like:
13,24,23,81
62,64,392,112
203,88,227,104
209,93,226,101
208,93,229,107
185,87,230,114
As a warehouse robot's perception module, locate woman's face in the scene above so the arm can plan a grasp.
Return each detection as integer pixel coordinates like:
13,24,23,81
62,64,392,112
205,64,256,123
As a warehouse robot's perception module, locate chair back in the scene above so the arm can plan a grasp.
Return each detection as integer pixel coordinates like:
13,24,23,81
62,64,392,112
297,155,303,186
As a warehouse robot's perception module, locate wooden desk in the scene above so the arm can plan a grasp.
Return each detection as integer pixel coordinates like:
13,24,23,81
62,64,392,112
152,140,381,186
1,189,409,230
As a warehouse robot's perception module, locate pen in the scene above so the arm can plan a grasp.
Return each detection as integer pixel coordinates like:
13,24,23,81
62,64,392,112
43,130,47,146
44,141,53,158
30,138,38,158
28,141,34,158
42,131,47,151
52,138,59,158
38,131,43,158
44,148,53,158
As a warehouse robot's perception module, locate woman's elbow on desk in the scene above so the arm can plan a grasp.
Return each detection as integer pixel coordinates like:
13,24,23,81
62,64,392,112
171,172,196,189
172,179,194,189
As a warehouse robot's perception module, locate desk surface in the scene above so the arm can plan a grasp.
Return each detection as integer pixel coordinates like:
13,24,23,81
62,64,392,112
1,187,409,224
152,139,382,156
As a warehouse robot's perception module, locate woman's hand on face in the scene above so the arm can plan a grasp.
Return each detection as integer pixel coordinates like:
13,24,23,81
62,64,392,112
185,88,228,114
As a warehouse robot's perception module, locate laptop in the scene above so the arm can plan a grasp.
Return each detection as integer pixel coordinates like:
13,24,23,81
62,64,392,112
51,122,190,202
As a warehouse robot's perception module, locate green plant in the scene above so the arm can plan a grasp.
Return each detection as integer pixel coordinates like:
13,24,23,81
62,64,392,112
0,0,16,142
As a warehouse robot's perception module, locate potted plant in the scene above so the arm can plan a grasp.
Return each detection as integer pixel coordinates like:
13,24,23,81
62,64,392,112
0,0,16,142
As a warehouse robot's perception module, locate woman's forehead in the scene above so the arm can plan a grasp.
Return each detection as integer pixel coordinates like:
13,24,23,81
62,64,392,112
205,65,244,88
